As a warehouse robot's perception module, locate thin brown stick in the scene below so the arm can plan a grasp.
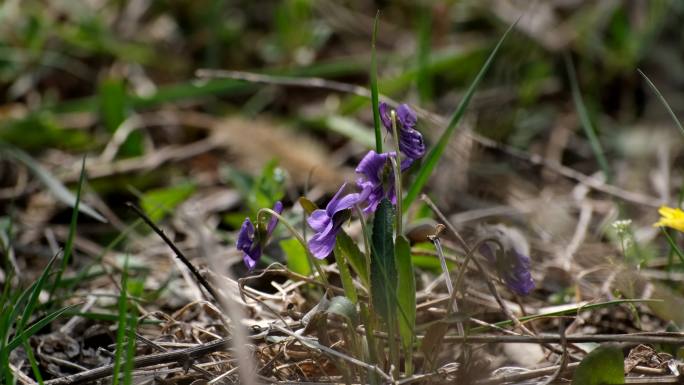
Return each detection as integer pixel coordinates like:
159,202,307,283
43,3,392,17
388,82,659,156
126,202,222,305
43,336,243,385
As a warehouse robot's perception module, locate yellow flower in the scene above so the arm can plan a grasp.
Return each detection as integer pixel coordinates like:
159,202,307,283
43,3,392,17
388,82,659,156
653,206,684,232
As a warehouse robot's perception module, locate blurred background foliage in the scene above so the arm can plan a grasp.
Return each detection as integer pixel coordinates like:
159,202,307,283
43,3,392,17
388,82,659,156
2,0,684,254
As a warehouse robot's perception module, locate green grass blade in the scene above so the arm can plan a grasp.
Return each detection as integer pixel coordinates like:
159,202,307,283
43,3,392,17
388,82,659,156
403,21,517,211
416,6,433,103
112,256,130,385
565,53,612,182
6,304,80,352
17,252,60,333
0,146,105,223
467,299,660,333
637,69,684,138
370,11,382,153
49,156,87,302
22,337,44,384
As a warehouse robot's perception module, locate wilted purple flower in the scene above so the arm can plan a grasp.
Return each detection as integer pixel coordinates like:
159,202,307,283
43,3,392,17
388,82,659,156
236,201,283,270
308,184,365,258
379,102,425,166
355,150,397,214
477,224,535,296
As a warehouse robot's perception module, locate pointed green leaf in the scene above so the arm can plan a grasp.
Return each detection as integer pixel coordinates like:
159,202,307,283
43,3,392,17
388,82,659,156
336,230,369,288
572,345,624,385
403,20,517,211
370,199,397,324
396,236,416,352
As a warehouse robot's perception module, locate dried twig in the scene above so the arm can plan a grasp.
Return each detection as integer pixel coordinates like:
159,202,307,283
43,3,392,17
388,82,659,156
43,337,242,385
126,202,222,304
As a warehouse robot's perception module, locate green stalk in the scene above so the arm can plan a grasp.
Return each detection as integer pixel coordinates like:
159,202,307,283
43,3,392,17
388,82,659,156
370,12,382,154
258,208,328,286
390,110,403,236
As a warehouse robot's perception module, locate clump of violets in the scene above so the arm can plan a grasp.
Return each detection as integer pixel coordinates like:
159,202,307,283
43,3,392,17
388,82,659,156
306,103,425,258
477,224,535,296
236,201,283,270
653,206,684,233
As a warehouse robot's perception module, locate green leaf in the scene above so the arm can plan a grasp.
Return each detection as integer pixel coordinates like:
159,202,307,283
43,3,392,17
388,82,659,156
336,230,369,288
253,159,286,212
370,198,397,325
0,145,106,223
403,20,517,211
395,235,416,374
141,182,196,222
334,243,359,304
395,236,416,349
280,238,311,276
298,197,317,215
326,296,359,327
572,345,625,385
99,77,142,157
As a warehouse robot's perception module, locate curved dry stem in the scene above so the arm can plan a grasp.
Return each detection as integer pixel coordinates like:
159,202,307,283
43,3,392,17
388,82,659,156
257,208,329,286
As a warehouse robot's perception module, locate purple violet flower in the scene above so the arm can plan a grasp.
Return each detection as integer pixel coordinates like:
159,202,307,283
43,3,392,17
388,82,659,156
236,201,283,270
355,150,397,214
379,102,426,165
478,225,535,296
307,184,365,259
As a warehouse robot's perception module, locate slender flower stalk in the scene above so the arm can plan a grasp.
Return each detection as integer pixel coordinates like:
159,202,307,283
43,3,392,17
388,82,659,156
390,109,403,236
258,207,328,285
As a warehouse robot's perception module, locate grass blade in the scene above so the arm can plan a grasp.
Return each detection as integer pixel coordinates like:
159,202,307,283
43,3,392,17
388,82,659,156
49,157,87,302
637,69,684,138
565,53,612,182
0,146,105,223
370,11,382,153
416,6,433,103
17,252,60,333
403,20,517,211
112,255,130,385
22,336,44,384
6,304,81,352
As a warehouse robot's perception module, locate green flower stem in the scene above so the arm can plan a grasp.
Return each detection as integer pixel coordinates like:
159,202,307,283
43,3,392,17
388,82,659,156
258,208,328,286
390,109,403,236
353,205,372,284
